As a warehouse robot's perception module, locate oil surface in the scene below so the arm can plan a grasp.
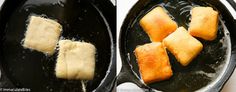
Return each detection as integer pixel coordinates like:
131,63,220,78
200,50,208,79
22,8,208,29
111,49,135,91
124,0,231,91
1,0,112,92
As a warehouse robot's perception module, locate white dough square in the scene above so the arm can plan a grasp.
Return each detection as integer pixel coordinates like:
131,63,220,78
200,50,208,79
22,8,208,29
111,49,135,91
55,40,96,80
23,16,62,55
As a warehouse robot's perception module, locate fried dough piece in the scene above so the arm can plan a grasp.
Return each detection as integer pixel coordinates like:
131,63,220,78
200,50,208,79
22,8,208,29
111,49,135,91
135,42,173,84
189,7,219,41
139,7,178,42
163,27,203,66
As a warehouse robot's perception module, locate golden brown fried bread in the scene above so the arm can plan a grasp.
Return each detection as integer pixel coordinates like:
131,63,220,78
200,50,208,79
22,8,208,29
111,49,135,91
163,27,203,66
189,7,219,41
139,7,178,42
55,40,96,80
134,42,173,84
23,16,62,55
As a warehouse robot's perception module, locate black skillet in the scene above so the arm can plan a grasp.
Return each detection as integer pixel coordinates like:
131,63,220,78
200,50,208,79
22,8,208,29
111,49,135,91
118,0,236,91
0,0,116,92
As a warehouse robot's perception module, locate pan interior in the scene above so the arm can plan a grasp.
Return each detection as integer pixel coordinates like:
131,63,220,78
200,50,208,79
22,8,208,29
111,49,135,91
0,0,112,92
122,0,231,91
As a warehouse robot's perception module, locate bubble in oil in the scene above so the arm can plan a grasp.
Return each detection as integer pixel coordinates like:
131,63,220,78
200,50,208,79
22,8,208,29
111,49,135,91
49,88,53,92
52,2,57,6
81,81,87,92
179,6,191,15
96,74,100,77
195,70,216,78
57,0,65,7
39,14,48,18
43,52,51,57
19,4,34,13
20,39,25,46
127,53,131,61
46,86,51,91
59,36,65,40
42,66,45,70
164,2,176,9
71,37,76,41
0,70,2,79
166,11,175,21
25,8,29,12
78,17,83,21
22,56,25,59
83,9,87,13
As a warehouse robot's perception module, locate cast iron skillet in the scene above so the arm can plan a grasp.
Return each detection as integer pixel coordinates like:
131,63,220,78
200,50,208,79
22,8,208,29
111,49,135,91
0,0,116,92
118,0,236,91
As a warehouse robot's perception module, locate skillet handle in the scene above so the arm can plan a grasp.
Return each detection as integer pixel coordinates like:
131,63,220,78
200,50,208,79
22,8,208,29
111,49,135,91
116,65,151,90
